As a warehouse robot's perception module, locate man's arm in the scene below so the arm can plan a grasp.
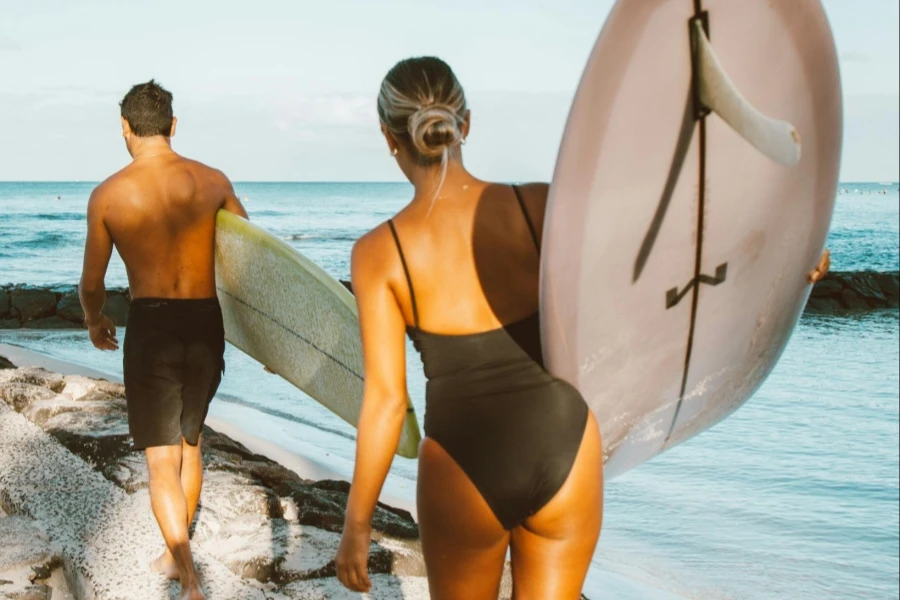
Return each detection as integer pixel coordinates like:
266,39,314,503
220,174,249,219
79,187,118,350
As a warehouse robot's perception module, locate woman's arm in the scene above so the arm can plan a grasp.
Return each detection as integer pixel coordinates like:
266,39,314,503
335,230,411,592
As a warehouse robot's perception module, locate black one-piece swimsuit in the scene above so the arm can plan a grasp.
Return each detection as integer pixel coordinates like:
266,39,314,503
388,186,589,530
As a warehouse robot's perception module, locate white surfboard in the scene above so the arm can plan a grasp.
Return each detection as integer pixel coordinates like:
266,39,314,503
214,211,422,458
542,0,842,479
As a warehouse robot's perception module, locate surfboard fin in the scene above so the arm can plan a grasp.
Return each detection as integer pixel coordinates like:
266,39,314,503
691,19,802,167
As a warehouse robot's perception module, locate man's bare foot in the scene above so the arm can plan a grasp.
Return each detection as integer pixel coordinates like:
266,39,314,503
150,550,179,580
180,583,206,600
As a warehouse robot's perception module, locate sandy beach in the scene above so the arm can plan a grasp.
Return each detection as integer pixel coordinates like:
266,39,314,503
0,345,440,599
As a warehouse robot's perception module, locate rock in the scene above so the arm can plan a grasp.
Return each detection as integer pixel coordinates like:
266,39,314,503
804,296,843,313
0,357,14,370
0,514,62,600
876,273,899,302
0,319,21,330
9,290,57,322
55,293,84,323
0,369,66,394
103,292,130,326
23,316,82,330
809,276,843,298
0,289,9,317
0,383,57,413
846,273,886,305
839,288,870,310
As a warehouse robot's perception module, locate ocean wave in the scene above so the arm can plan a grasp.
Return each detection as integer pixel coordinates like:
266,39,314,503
247,210,289,218
281,232,360,242
29,212,86,222
16,231,78,249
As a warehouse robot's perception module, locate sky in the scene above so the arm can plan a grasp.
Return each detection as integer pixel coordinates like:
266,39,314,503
0,0,897,182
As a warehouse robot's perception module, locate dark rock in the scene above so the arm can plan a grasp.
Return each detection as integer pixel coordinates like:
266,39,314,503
846,273,886,304
10,289,58,322
876,273,899,301
24,316,82,330
55,293,85,323
839,288,870,310
103,292,130,326
0,318,21,330
804,296,843,313
0,288,9,317
809,276,843,298
0,356,15,370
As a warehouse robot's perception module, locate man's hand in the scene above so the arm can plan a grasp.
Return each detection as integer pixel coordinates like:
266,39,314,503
87,314,119,351
335,520,372,592
807,249,831,284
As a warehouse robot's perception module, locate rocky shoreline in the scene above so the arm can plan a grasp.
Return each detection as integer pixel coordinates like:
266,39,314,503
0,356,446,599
1,272,896,330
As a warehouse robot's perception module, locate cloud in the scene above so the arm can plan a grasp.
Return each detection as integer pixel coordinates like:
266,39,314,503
840,51,869,64
271,94,375,129
0,35,21,52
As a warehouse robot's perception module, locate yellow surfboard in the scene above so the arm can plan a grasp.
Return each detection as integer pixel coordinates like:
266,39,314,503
214,210,422,458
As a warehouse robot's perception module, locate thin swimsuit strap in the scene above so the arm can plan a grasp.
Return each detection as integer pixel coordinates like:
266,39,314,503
511,185,541,253
388,186,539,330
387,219,421,328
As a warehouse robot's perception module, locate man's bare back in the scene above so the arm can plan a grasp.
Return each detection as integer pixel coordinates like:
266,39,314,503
87,153,247,299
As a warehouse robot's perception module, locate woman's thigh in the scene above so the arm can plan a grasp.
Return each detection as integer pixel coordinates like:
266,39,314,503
417,437,510,600
510,411,604,600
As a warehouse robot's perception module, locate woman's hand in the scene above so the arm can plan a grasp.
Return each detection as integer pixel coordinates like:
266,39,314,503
335,520,372,592
807,249,831,284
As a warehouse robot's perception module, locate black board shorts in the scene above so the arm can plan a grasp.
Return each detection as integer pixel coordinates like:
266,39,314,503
123,298,225,450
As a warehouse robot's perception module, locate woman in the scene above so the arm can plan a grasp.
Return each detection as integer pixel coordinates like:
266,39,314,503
334,56,604,599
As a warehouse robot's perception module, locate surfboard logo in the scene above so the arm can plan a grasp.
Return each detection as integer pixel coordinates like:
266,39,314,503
665,263,728,309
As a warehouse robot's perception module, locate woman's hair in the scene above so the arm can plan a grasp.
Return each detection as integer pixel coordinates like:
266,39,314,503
377,57,467,167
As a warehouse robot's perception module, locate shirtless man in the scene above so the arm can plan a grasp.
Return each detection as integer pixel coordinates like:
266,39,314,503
79,80,247,600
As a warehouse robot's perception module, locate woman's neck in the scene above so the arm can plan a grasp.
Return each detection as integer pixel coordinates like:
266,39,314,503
408,159,477,208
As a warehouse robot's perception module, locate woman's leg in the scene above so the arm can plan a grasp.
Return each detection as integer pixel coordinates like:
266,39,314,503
510,412,604,599
417,437,510,600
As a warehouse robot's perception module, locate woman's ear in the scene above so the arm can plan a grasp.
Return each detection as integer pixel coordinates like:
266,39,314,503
381,124,398,155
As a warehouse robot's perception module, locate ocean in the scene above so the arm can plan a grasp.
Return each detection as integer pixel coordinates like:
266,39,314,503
1,181,898,599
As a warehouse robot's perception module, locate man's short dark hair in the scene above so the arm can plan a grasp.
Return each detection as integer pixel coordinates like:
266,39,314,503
120,79,174,137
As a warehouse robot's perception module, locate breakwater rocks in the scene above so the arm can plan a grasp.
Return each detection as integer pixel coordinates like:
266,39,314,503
804,271,899,312
1,271,896,331
0,285,130,330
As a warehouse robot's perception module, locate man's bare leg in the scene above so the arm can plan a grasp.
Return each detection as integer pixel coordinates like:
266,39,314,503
151,436,204,581
146,444,205,599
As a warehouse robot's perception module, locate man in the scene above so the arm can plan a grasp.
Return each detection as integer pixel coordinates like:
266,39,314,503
79,80,247,600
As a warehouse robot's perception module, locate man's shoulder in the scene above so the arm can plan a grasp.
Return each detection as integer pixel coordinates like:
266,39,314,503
90,169,136,205
179,156,229,184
